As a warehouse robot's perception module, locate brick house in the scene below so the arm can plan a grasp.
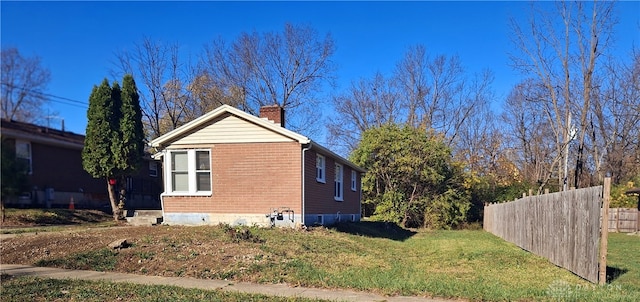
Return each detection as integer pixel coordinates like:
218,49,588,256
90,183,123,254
149,105,364,227
1,119,162,209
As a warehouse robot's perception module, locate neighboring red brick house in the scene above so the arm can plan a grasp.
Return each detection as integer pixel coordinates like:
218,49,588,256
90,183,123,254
1,119,162,209
149,105,364,227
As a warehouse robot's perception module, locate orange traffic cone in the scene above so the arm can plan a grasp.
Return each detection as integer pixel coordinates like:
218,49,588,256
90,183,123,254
69,197,75,210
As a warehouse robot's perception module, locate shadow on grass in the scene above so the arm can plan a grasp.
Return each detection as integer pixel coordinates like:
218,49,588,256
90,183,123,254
332,221,417,241
8,208,112,225
606,266,628,283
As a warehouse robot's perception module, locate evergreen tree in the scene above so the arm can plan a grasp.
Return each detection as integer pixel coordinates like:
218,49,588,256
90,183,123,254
82,79,117,178
117,75,145,174
82,75,145,221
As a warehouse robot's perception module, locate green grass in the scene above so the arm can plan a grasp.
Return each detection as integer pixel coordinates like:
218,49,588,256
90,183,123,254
16,222,640,301
35,248,118,271
607,233,640,286
238,226,639,301
0,275,329,302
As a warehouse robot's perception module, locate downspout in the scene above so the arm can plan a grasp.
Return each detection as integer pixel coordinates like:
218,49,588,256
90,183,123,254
155,149,167,224
160,192,167,225
359,172,362,221
301,142,313,226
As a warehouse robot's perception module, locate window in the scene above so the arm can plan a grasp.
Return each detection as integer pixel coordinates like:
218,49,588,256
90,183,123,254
195,151,211,191
351,170,357,191
316,154,325,183
149,161,158,177
167,149,211,195
334,163,343,201
15,140,32,174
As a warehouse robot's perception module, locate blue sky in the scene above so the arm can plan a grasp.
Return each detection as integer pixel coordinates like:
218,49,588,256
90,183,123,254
2,1,639,137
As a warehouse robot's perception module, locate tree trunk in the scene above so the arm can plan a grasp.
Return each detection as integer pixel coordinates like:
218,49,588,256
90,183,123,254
107,179,122,221
1,199,5,224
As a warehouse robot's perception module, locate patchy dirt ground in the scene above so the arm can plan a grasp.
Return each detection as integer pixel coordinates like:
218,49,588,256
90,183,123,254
1,209,113,227
0,225,309,283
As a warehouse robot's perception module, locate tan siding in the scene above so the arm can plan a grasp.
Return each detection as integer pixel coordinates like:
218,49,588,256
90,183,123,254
163,142,302,215
172,114,294,145
304,150,360,214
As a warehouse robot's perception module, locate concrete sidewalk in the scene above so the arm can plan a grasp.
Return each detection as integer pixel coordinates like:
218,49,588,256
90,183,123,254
0,264,451,302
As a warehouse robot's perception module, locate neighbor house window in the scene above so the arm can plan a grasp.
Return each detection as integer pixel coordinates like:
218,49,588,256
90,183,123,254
149,161,158,177
351,170,357,191
167,149,211,195
15,140,32,174
316,154,325,183
334,163,343,201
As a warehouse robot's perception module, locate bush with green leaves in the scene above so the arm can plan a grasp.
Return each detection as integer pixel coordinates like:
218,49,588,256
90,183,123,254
350,124,471,229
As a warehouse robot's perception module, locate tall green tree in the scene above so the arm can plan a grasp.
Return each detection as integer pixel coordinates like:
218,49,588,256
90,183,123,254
350,124,471,229
116,75,145,174
83,75,144,221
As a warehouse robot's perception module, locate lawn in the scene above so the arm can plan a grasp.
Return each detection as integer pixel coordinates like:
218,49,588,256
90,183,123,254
0,275,329,302
1,221,638,301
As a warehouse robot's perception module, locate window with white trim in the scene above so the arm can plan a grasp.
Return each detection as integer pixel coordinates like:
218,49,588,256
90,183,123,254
15,140,32,174
316,154,325,183
167,149,211,195
351,170,357,191
334,163,343,201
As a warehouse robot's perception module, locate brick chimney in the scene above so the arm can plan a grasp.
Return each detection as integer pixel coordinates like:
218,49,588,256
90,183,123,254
259,105,285,127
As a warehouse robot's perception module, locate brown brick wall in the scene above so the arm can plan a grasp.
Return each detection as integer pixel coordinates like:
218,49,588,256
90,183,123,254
30,142,105,194
303,150,361,215
163,142,302,215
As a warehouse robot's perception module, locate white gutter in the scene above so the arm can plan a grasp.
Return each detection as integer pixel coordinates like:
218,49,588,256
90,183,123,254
301,142,313,226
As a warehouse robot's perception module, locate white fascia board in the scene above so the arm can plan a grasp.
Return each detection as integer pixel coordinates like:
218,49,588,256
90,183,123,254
149,105,310,149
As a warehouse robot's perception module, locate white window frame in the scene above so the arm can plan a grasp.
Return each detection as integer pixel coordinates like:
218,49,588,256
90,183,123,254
351,170,357,191
316,154,326,183
15,140,32,174
334,163,343,201
165,149,212,196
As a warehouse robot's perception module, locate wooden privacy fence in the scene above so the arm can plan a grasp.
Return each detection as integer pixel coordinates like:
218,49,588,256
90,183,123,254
484,184,608,284
606,208,640,233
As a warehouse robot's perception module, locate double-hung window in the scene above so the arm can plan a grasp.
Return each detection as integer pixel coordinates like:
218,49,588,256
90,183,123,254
15,140,32,174
149,161,158,177
316,154,325,183
334,163,343,201
167,149,211,195
351,170,357,191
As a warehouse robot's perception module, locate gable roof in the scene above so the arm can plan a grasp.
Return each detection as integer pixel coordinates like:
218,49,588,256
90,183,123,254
149,105,365,173
1,119,85,149
149,105,310,148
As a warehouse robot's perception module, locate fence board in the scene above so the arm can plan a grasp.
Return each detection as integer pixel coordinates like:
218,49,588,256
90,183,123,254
606,208,639,232
483,186,603,283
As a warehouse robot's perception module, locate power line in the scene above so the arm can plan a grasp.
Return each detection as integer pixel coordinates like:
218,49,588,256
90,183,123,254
0,82,88,108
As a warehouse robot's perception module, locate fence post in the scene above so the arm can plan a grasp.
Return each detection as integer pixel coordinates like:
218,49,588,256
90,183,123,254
599,177,611,285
